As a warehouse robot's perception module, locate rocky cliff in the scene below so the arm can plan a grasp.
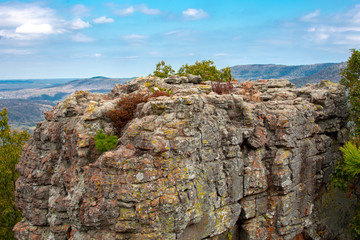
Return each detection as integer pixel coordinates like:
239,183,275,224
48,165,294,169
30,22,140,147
14,76,351,240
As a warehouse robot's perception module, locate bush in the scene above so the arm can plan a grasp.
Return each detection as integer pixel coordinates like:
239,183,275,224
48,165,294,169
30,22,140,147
106,91,171,136
178,60,234,82
106,93,149,136
153,60,175,78
178,60,220,81
152,60,234,82
211,81,234,94
94,130,118,153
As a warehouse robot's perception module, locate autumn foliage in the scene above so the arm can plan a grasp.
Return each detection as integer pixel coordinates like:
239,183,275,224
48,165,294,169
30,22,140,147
211,81,234,94
106,91,170,136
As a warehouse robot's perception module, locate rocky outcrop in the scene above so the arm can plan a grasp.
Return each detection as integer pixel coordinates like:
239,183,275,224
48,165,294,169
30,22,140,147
14,76,350,239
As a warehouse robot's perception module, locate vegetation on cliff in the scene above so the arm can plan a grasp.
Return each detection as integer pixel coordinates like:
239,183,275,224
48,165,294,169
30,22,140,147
152,60,234,82
0,108,30,239
333,49,360,238
94,130,118,153
106,90,171,136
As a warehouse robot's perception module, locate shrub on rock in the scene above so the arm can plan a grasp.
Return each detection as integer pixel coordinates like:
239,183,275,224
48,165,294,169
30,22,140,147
94,130,118,153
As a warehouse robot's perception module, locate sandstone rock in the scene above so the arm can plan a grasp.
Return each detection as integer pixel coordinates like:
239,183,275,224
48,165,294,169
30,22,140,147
14,77,350,240
187,74,202,84
165,75,189,84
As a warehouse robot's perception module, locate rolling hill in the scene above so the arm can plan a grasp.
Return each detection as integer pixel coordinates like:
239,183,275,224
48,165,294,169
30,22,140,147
0,76,134,100
0,99,55,132
0,76,134,131
231,62,345,86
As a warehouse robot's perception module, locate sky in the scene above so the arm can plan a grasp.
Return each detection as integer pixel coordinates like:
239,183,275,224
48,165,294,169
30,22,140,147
1,0,360,79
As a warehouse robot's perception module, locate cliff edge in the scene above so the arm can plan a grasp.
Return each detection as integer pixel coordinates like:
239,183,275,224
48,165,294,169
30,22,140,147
14,76,351,239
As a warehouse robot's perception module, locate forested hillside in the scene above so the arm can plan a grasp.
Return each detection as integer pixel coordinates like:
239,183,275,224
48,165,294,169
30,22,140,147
231,62,345,86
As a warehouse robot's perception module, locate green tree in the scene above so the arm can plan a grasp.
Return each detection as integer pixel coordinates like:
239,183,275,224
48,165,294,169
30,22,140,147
0,108,30,239
153,60,175,78
333,49,360,238
340,49,360,135
177,60,234,82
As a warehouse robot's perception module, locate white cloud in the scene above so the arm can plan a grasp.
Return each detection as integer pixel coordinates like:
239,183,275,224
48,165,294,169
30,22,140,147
182,8,209,20
0,49,33,55
122,34,148,45
71,33,95,42
15,23,53,34
163,29,198,41
164,30,192,38
123,34,148,40
0,3,58,28
69,18,91,30
92,16,114,24
0,28,59,40
214,53,228,56
340,4,360,24
301,4,360,46
0,3,95,40
137,4,161,15
301,9,320,22
116,5,161,16
116,6,135,16
94,53,101,57
71,4,90,17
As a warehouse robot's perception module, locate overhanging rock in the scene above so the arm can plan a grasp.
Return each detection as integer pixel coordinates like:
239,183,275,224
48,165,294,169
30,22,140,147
14,77,351,239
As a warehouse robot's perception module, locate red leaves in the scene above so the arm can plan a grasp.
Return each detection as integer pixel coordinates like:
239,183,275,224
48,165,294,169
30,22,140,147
106,91,171,136
211,80,234,94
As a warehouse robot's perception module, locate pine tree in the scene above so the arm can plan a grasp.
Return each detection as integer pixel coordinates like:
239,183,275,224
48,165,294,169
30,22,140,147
333,49,360,238
0,108,30,239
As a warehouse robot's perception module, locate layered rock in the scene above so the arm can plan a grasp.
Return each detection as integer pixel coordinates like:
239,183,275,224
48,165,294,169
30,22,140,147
14,76,350,239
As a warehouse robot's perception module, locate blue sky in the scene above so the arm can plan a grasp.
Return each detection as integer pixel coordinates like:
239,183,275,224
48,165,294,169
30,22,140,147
0,0,360,79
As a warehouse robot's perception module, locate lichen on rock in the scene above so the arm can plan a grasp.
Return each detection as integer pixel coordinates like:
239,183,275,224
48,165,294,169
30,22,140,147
14,77,351,239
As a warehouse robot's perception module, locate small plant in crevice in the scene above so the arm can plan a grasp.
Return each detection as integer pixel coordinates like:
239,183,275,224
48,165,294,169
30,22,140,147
106,93,149,136
211,80,234,94
226,230,232,240
150,90,171,98
94,130,118,153
106,91,171,136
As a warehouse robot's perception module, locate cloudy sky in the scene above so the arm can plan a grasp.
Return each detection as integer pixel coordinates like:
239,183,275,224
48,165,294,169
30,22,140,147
0,0,360,79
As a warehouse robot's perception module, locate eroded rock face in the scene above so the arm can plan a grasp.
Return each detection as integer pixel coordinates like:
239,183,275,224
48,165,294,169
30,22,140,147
14,77,349,240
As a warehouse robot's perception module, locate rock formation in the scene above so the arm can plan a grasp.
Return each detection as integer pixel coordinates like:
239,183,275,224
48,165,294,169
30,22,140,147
14,76,351,239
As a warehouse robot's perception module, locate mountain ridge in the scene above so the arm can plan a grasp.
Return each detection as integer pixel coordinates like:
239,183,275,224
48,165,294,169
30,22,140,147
230,62,345,86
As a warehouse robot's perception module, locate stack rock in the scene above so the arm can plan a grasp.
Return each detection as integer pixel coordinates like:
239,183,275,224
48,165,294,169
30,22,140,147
14,76,353,240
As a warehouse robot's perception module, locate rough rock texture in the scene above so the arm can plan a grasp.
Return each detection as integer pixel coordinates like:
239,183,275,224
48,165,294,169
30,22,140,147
14,76,350,240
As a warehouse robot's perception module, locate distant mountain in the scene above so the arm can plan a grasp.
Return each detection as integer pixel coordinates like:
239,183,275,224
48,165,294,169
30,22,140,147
231,63,345,86
290,62,346,87
0,78,75,91
0,99,55,132
0,76,134,100
0,76,134,131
